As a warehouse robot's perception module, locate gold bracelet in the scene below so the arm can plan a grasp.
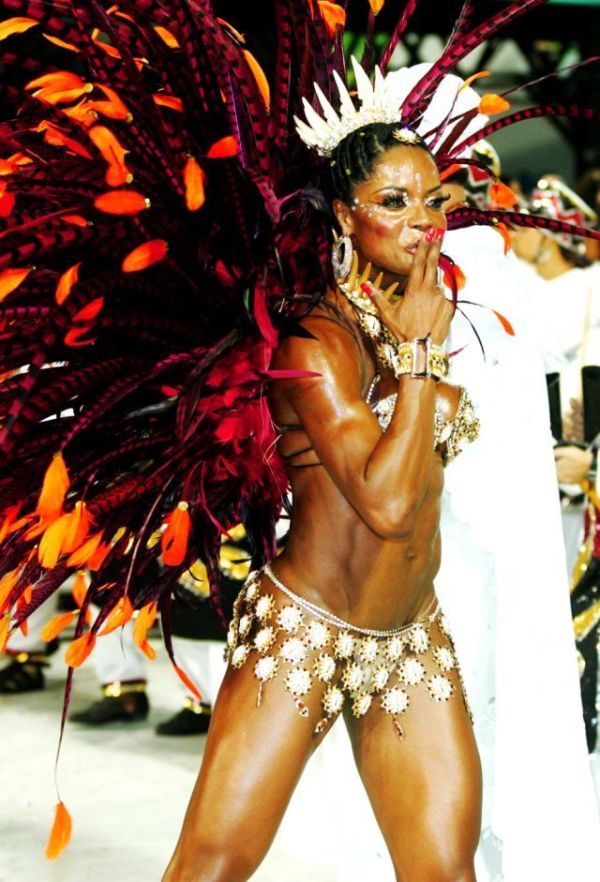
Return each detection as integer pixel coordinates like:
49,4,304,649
393,337,449,381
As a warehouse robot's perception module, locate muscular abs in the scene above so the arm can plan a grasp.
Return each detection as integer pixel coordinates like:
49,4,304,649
270,320,447,632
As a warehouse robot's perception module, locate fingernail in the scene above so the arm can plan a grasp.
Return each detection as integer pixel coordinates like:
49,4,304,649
425,227,435,242
435,227,445,241
360,282,373,295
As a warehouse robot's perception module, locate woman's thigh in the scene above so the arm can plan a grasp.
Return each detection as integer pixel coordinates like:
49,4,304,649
346,664,482,882
163,657,330,882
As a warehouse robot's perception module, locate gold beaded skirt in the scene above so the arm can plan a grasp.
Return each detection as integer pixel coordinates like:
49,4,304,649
225,566,471,738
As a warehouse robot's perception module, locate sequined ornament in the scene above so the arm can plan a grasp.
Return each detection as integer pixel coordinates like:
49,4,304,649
400,657,426,687
231,645,250,668
381,686,410,715
359,637,379,663
432,645,454,672
255,594,275,621
254,655,278,682
323,685,345,716
280,637,308,665
314,653,337,682
372,665,391,690
352,693,373,717
409,626,429,654
334,631,355,658
342,662,365,693
427,675,454,702
305,620,331,650
286,667,312,697
277,605,304,633
226,567,471,735
254,626,276,653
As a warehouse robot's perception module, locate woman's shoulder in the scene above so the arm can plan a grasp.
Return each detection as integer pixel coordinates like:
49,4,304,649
274,290,365,369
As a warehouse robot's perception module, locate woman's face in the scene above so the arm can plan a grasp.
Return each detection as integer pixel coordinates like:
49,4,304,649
334,145,449,279
510,226,545,263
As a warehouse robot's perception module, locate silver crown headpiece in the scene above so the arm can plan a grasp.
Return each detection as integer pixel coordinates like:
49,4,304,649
294,56,421,157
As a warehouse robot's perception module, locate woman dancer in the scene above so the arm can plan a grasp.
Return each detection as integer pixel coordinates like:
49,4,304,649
1,0,599,872
165,125,482,881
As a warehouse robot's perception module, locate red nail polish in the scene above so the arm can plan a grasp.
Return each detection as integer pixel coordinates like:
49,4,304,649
435,227,445,241
425,227,435,242
360,282,372,295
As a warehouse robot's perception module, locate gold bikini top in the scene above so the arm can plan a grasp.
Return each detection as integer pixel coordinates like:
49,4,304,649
366,375,480,465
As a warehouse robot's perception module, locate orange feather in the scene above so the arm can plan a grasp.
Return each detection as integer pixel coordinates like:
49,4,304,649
490,180,517,209
494,221,512,255
88,541,111,572
317,2,346,37
94,190,150,215
71,571,88,608
64,326,95,347
0,505,21,543
88,125,132,186
0,570,19,612
33,84,93,106
64,632,96,668
37,452,70,520
153,25,180,48
38,501,91,567
479,93,510,115
0,267,31,301
243,50,270,109
61,214,89,227
459,70,491,91
100,596,134,635
122,239,168,272
72,297,104,322
153,94,184,112
26,71,84,92
42,33,80,53
67,531,104,567
61,501,92,554
183,157,206,211
55,262,81,305
0,615,10,653
91,29,121,58
138,639,157,660
161,502,191,566
133,601,158,648
174,663,203,701
95,84,131,121
206,136,239,159
36,121,93,159
23,584,33,604
0,17,38,41
0,191,15,217
492,309,515,336
45,802,72,860
38,514,72,568
41,611,77,642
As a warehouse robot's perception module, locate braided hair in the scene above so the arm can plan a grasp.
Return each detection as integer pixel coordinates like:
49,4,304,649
328,122,431,204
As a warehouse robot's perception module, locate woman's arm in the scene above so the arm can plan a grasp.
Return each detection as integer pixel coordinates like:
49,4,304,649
275,233,453,539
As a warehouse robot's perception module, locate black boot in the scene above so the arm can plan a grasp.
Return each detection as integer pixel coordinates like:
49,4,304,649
156,698,212,736
0,641,58,693
71,681,149,725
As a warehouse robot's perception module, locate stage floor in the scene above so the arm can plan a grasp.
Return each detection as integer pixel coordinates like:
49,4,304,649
2,640,599,882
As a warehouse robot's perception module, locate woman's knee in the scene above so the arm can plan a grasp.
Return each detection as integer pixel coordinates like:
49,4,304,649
396,847,477,882
163,843,259,882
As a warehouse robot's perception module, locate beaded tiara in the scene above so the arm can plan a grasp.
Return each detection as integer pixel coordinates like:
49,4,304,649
294,57,424,156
